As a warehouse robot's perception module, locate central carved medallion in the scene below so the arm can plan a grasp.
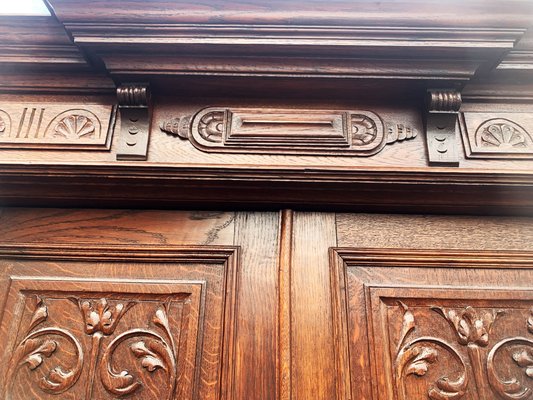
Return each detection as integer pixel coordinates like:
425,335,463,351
161,107,417,156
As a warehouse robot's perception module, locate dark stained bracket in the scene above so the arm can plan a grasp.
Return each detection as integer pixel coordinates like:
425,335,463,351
116,83,151,161
425,90,462,167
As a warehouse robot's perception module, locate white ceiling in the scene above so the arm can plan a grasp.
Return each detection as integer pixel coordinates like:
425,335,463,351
0,0,50,15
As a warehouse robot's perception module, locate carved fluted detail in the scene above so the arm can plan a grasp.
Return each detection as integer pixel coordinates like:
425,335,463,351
427,90,462,112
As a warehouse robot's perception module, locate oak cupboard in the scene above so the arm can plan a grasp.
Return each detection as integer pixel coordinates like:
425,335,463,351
1,1,533,399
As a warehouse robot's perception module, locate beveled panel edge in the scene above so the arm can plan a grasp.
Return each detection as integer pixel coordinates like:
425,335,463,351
328,247,533,400
330,248,533,269
0,243,239,262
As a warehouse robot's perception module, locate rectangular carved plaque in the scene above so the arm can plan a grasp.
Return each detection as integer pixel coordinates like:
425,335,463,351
330,249,533,400
0,245,237,400
169,106,417,156
460,111,533,159
0,103,116,150
226,109,349,147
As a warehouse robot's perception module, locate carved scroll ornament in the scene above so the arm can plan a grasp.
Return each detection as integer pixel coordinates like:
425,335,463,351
161,107,417,156
395,304,533,399
2,295,180,400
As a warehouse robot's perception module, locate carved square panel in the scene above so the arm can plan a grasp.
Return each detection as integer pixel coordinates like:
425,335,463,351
330,249,533,400
0,245,238,400
0,103,116,150
460,111,533,159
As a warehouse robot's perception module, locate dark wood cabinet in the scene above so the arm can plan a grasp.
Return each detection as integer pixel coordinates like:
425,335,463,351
1,1,533,399
0,210,531,399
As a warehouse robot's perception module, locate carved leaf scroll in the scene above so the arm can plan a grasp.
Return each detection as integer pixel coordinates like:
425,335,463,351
394,303,469,400
393,303,533,400
3,295,181,400
3,297,84,397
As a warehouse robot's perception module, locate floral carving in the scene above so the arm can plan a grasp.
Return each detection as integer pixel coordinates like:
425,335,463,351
394,303,533,400
513,349,533,378
476,119,531,149
3,296,84,397
351,114,378,146
3,296,180,400
54,114,96,140
77,298,132,336
432,306,502,347
100,304,178,399
395,303,468,400
198,111,224,142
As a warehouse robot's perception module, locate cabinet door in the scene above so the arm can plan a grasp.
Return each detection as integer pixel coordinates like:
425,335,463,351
0,209,280,400
329,213,533,400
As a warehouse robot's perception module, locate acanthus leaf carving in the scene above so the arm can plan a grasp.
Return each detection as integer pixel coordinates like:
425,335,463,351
100,319,178,399
21,338,58,370
394,303,468,400
3,296,84,397
77,297,133,336
3,295,182,400
393,303,533,400
487,337,533,400
432,306,502,347
513,349,533,378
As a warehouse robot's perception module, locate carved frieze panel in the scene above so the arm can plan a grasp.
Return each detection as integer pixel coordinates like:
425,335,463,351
161,107,417,156
460,112,533,159
330,250,533,400
0,246,238,400
0,103,116,150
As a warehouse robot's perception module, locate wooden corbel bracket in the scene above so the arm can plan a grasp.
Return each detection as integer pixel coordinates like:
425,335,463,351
116,83,151,160
425,90,462,167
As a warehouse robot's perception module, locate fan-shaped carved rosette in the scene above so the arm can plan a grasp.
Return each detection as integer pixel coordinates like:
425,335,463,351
54,114,96,140
198,111,224,143
477,119,531,149
351,114,378,146
0,104,113,149
464,114,533,158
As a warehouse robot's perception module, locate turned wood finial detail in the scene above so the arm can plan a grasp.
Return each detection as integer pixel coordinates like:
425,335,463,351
427,90,462,112
117,84,150,108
